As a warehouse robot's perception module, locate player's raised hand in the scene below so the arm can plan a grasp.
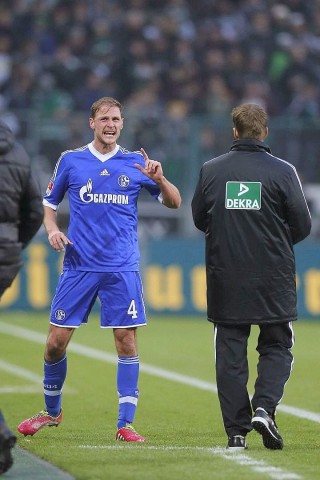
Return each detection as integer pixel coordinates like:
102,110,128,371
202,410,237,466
48,230,73,252
134,148,163,183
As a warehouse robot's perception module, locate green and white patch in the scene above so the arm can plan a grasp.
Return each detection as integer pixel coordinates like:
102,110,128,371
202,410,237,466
225,181,261,210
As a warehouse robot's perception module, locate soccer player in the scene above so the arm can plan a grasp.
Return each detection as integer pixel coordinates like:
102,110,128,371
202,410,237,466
192,103,311,450
18,96,181,442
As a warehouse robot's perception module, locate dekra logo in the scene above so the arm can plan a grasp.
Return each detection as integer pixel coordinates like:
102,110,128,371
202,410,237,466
225,181,261,210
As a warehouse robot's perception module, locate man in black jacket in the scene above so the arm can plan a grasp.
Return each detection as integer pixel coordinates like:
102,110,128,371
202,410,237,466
0,120,43,474
191,104,311,451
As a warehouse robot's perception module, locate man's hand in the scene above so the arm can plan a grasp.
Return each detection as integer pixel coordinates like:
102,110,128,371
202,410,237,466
48,230,73,252
134,148,163,184
134,147,181,209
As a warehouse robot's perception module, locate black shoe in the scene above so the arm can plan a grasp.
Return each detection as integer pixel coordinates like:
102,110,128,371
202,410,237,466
226,435,247,450
252,408,283,450
0,420,17,475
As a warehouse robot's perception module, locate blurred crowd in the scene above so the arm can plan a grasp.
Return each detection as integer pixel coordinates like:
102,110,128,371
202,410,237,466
1,0,320,123
1,0,320,235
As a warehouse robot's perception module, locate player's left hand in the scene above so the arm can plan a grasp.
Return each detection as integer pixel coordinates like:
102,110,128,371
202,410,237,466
134,148,163,183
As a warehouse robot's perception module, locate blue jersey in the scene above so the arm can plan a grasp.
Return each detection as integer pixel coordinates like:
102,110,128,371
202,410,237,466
43,143,162,271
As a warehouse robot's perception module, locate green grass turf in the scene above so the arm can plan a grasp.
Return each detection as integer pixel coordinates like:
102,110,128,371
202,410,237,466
0,312,319,479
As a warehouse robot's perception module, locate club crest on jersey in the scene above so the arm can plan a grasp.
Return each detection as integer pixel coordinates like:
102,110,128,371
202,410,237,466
118,175,130,188
54,309,66,321
79,178,129,204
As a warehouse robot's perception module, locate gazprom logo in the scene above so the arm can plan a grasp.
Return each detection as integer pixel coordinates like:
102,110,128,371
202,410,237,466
225,181,261,210
79,179,93,203
79,178,129,205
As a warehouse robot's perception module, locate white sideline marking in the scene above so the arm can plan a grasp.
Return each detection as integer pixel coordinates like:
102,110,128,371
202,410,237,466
0,386,41,393
0,321,319,424
216,449,302,480
0,358,76,394
78,445,302,479
0,358,44,393
0,359,44,383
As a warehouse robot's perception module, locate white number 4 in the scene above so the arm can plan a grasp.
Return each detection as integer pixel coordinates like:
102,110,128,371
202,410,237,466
127,300,138,319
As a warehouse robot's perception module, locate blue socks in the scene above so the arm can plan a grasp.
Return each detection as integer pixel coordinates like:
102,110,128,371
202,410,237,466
117,355,140,429
43,353,139,426
43,354,67,417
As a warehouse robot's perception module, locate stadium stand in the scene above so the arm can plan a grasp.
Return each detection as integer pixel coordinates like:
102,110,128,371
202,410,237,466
1,0,320,235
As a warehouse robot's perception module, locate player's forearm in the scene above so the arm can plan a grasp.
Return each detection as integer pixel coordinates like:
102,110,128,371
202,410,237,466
43,206,60,234
157,177,181,209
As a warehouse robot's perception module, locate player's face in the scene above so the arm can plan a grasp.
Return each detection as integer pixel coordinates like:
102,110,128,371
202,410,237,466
90,105,123,152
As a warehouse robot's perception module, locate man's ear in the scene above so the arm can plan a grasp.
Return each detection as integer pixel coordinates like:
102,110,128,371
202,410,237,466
233,128,239,139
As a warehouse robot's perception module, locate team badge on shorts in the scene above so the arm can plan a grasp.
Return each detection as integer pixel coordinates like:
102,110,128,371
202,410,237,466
54,309,66,321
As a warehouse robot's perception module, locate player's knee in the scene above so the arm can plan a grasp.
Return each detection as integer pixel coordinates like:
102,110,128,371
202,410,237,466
114,329,137,356
45,345,65,362
116,338,137,356
45,337,66,360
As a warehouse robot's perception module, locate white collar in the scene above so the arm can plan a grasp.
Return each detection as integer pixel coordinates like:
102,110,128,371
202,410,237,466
88,142,120,162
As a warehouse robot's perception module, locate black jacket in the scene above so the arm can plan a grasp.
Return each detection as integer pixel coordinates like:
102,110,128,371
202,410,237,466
192,139,311,325
0,121,43,293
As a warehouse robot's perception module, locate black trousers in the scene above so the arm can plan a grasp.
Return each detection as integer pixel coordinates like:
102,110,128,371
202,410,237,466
214,322,294,437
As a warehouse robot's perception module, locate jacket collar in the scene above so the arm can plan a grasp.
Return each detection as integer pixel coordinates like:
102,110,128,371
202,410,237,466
230,138,271,154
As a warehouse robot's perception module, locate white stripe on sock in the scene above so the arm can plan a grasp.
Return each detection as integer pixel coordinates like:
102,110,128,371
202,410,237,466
119,396,138,405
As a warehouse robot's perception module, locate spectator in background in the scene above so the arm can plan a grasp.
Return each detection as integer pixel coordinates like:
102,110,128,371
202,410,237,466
198,126,218,164
6,64,37,111
2,0,320,185
74,71,109,112
205,74,234,116
0,34,11,90
285,78,320,121
0,120,43,475
1,0,319,124
284,78,320,182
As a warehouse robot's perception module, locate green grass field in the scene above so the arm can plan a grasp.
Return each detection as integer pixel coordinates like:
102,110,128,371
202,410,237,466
0,312,319,480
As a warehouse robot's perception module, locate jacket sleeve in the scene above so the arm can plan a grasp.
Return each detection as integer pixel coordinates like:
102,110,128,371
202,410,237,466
18,170,44,248
284,168,312,245
191,167,208,233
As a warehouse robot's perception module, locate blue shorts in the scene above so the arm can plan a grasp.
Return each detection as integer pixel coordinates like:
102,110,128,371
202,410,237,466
50,270,147,329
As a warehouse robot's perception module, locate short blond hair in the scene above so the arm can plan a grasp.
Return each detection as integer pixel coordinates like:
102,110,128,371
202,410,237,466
90,97,123,118
231,103,268,139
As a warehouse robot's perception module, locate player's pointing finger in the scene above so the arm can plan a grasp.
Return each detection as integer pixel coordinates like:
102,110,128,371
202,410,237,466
140,148,149,162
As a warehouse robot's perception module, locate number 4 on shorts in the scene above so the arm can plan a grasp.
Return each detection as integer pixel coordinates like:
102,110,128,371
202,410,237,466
127,299,138,318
